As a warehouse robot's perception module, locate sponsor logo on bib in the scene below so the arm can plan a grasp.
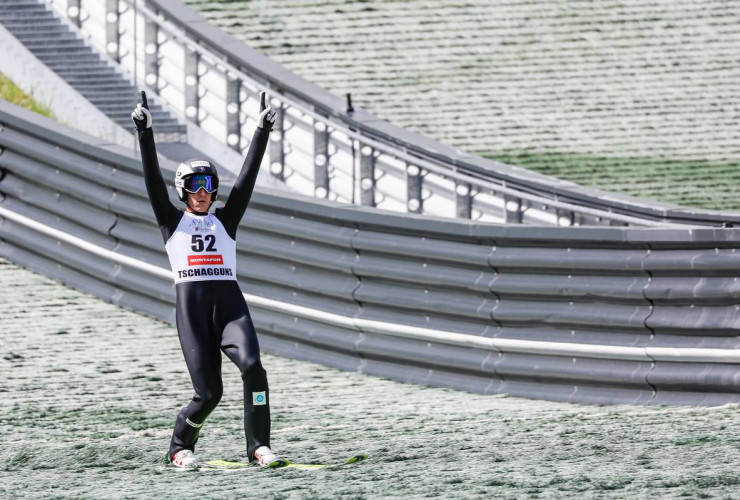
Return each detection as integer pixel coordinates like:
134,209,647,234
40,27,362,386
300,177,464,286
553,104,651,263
188,217,216,232
188,254,224,266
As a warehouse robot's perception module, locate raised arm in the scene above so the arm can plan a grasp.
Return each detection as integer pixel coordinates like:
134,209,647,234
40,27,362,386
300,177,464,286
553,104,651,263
132,92,180,236
219,92,276,238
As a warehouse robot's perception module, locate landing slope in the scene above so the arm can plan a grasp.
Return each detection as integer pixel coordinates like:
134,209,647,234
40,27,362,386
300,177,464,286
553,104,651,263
185,0,740,210
1,259,738,498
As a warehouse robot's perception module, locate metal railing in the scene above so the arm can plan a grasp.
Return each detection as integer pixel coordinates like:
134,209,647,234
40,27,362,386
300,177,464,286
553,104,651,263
42,0,740,227
2,99,740,405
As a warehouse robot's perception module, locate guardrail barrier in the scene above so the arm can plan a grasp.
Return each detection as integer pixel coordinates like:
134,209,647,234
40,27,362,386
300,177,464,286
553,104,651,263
2,101,739,405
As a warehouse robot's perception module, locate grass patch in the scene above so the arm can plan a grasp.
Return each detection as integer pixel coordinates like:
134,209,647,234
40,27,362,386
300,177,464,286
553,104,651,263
673,435,719,446
0,70,54,118
481,150,740,211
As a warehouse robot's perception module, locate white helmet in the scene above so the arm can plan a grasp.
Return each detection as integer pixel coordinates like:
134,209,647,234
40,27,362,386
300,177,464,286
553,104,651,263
174,158,219,203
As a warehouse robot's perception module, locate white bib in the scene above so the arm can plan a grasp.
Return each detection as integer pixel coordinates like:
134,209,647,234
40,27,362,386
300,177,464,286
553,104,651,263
165,212,237,284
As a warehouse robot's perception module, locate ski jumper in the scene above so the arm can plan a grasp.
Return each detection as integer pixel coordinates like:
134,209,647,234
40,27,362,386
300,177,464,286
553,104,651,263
137,125,270,460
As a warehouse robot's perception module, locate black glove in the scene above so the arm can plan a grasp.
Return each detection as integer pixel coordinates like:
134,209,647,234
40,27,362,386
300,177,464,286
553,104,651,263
257,91,277,131
131,91,152,131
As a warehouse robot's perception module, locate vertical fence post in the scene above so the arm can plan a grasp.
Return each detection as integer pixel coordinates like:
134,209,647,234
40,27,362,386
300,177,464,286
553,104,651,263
269,102,285,181
144,17,159,92
184,48,200,125
455,182,472,219
313,120,329,199
406,164,423,214
557,209,575,226
359,145,375,207
225,75,241,152
67,0,81,27
105,0,120,62
504,195,523,223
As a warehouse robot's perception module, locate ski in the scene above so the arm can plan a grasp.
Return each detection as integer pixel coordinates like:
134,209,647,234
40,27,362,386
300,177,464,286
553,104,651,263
202,454,368,470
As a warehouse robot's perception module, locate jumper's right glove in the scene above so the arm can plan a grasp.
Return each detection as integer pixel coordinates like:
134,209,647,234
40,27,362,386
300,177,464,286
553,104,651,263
131,91,152,131
257,91,277,131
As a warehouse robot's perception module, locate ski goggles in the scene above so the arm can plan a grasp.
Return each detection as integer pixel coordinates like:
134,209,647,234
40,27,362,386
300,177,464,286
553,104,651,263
183,174,218,194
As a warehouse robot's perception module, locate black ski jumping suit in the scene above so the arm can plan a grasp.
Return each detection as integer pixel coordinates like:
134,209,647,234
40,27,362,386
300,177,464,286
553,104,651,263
137,125,271,461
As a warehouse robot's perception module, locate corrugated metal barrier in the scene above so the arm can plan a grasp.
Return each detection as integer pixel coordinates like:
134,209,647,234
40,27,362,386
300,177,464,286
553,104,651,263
1,100,738,406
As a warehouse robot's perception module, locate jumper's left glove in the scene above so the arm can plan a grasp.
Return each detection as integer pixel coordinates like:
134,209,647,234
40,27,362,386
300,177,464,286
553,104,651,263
257,91,277,131
132,91,152,131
